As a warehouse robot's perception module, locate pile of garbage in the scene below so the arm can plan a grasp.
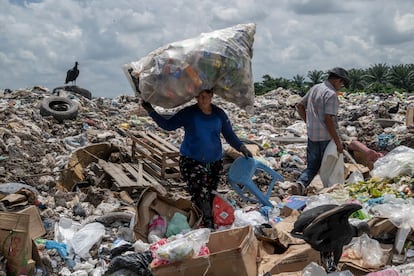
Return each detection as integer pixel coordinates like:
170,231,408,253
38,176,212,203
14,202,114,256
0,85,414,275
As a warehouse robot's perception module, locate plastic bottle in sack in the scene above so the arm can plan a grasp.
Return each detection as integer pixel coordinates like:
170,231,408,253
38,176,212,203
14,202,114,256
197,52,221,80
183,65,202,87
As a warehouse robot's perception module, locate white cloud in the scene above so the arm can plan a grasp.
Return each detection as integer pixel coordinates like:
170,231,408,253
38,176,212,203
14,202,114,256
0,0,413,97
395,12,414,33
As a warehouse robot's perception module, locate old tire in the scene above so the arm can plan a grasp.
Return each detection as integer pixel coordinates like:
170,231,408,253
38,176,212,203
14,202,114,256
53,85,92,99
40,96,79,122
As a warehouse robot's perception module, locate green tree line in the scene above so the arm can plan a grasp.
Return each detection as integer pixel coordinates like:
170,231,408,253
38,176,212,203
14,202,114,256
254,63,414,96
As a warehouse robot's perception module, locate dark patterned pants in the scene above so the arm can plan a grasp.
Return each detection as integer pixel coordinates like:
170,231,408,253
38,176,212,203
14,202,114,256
179,156,223,228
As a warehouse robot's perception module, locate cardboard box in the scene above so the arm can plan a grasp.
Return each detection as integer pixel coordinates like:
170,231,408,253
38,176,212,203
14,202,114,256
0,212,34,276
17,205,46,239
258,244,320,275
134,189,201,243
151,225,259,276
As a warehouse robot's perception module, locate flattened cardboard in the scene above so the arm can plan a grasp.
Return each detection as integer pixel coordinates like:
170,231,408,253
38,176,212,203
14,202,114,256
0,193,27,206
58,142,117,191
367,217,397,238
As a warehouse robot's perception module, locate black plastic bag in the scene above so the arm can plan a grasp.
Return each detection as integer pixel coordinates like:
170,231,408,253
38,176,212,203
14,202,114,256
104,251,153,276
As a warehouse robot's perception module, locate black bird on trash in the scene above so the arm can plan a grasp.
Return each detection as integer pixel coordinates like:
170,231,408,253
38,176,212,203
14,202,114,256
290,203,370,272
388,102,400,114
65,61,79,85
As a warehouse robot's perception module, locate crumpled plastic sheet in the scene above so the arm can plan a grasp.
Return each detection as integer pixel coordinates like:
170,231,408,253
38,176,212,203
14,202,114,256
104,251,153,276
123,23,256,112
371,145,414,179
0,182,39,194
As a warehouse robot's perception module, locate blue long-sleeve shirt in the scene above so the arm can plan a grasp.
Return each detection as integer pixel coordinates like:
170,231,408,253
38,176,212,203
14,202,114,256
148,104,243,163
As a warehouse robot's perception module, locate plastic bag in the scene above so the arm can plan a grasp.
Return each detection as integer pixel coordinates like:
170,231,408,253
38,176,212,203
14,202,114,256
123,23,256,111
371,145,414,179
105,251,153,276
212,193,235,227
345,170,364,184
166,212,191,237
155,238,194,261
366,268,400,276
285,121,307,137
304,194,339,211
68,222,105,259
148,215,167,243
232,209,266,227
154,228,211,262
54,216,82,244
343,234,385,269
301,262,354,275
319,140,344,187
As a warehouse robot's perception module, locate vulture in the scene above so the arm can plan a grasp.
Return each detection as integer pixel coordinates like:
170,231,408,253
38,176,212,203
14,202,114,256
388,102,400,114
290,203,370,272
65,61,79,85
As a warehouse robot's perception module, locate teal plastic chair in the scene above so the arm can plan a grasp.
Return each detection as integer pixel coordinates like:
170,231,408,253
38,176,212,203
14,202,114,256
228,157,284,207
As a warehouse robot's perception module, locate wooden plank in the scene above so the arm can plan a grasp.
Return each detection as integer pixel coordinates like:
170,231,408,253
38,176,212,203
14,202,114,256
130,163,158,184
139,132,172,153
130,163,167,195
99,160,167,195
123,163,142,182
146,131,179,152
99,160,136,188
407,107,414,127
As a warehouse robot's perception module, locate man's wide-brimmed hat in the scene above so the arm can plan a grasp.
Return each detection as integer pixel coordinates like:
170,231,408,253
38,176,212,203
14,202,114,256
328,67,350,88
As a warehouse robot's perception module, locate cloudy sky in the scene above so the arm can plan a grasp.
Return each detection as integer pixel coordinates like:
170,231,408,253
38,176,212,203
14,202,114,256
1,0,413,98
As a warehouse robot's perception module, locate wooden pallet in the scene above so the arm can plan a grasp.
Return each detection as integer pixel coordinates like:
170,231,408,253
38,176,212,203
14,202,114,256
98,159,167,195
127,131,181,180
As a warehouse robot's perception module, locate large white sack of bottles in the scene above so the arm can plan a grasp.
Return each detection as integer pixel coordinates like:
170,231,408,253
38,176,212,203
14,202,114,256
123,23,256,111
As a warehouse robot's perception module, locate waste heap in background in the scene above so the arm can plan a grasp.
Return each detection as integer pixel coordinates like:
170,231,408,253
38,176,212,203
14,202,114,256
0,82,414,275
123,23,256,112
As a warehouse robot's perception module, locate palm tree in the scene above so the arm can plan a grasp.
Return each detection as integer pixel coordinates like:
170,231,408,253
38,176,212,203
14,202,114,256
292,74,305,87
291,74,307,94
389,64,414,91
348,68,365,90
253,63,414,95
275,77,291,90
307,70,325,86
362,63,390,88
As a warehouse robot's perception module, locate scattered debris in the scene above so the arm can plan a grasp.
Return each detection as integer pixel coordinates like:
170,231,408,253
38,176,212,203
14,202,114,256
0,86,413,275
